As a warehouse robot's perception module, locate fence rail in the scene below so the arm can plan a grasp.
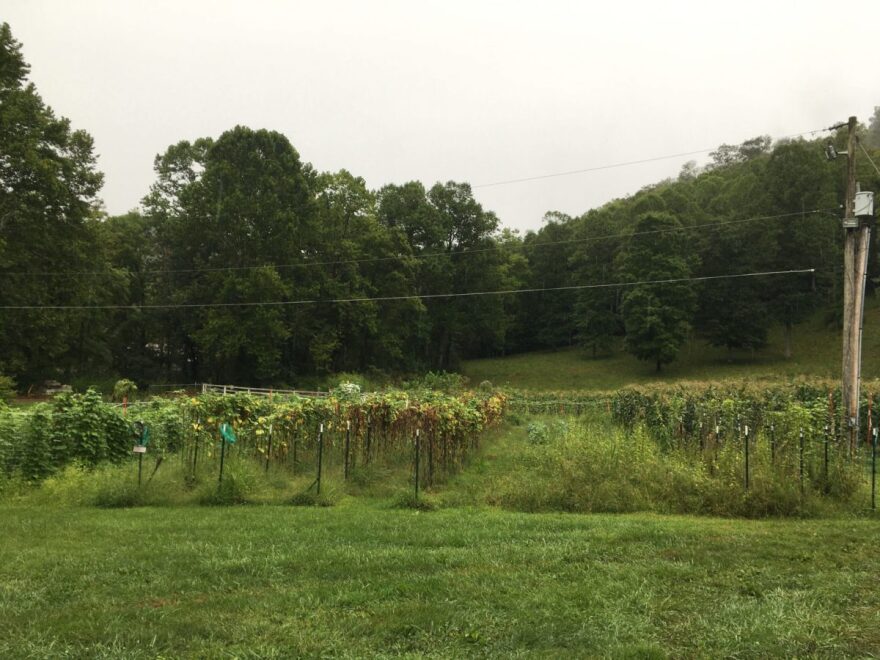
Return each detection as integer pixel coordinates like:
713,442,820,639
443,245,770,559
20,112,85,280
199,383,329,398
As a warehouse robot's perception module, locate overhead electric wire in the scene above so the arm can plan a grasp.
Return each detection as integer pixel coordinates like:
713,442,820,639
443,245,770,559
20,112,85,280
0,268,814,311
0,208,833,278
471,128,826,188
859,141,880,178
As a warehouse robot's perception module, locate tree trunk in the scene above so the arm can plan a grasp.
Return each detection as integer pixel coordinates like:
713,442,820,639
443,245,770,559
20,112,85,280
656,359,662,373
784,322,793,359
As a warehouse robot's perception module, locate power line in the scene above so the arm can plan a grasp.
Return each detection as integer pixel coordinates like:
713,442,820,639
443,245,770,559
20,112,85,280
859,141,880,178
472,128,826,188
0,209,832,278
0,268,814,311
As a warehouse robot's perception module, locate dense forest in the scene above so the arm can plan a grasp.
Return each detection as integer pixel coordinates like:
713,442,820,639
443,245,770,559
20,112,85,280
2,23,880,389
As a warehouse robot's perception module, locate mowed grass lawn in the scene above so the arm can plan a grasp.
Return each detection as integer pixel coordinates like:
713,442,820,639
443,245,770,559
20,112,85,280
1,504,879,658
463,302,880,391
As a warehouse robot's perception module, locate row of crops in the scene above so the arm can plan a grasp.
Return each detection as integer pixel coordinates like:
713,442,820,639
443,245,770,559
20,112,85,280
508,379,880,443
0,388,507,488
509,380,879,510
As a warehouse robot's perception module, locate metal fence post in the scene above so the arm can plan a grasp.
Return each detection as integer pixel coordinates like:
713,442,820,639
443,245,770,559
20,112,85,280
344,420,351,480
414,428,420,500
872,427,877,511
799,429,805,495
316,423,324,495
265,424,272,473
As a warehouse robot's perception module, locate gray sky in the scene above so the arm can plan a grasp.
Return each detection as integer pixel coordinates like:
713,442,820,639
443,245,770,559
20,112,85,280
5,0,879,232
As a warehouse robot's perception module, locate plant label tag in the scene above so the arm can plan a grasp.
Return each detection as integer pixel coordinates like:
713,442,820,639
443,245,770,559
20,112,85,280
133,445,147,454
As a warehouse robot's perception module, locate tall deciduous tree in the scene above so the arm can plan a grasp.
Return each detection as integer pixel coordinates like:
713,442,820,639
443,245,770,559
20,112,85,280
619,212,697,372
0,23,106,384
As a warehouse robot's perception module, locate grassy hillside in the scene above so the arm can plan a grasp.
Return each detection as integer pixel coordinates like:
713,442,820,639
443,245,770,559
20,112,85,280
463,300,880,391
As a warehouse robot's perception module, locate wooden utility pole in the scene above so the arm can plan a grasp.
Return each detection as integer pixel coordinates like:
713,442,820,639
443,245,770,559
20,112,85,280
841,116,871,451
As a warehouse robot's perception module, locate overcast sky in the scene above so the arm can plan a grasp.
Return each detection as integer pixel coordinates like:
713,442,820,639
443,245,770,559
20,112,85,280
5,0,879,232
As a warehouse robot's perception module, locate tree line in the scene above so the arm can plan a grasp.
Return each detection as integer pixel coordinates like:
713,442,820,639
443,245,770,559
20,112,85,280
2,23,880,388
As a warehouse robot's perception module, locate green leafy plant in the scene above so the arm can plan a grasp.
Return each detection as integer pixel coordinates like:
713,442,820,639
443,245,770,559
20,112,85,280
112,379,138,402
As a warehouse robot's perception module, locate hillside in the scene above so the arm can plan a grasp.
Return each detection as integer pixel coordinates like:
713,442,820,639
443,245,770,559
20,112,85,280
462,299,880,391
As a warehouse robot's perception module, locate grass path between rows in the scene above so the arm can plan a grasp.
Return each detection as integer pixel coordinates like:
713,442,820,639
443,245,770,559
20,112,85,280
1,503,879,658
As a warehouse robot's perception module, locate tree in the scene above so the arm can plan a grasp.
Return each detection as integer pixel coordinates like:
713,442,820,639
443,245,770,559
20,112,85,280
618,212,697,371
520,213,577,349
378,181,508,369
571,206,626,358
865,107,880,150
763,140,837,357
693,162,775,353
0,23,107,384
142,126,315,383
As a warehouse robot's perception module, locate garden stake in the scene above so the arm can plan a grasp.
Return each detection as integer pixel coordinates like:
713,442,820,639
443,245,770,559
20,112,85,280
365,419,372,464
219,434,226,484
799,429,805,495
192,418,201,478
344,420,351,480
824,425,830,491
138,451,143,487
265,424,273,473
870,427,877,510
744,425,750,490
428,434,434,487
769,424,775,464
414,428,420,500
316,423,324,495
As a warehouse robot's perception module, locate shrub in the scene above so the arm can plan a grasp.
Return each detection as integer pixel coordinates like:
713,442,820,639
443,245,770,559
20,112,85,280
198,473,253,505
391,489,438,511
0,374,16,402
402,371,469,392
526,421,549,444
112,379,138,402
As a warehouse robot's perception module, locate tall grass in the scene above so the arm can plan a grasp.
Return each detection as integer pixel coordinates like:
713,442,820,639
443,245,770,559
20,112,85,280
472,416,869,517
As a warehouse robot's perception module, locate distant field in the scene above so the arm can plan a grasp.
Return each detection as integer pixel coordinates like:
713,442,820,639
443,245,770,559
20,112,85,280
463,302,880,391
1,504,879,658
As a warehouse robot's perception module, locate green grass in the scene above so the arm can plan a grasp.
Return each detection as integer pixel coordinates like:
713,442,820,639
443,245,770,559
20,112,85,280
463,303,880,390
1,417,879,656
0,504,878,658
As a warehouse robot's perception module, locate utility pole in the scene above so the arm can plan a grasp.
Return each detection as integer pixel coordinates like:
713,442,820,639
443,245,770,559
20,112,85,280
840,116,872,452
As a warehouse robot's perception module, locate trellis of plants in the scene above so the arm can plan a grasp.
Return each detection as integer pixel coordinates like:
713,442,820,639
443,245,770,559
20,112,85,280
0,388,507,490
609,381,878,504
504,389,610,417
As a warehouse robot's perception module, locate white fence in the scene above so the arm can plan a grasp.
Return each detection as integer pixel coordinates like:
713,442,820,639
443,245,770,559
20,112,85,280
200,383,329,398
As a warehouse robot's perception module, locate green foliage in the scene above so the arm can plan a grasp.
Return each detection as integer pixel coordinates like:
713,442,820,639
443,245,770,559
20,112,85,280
198,472,254,506
289,489,337,507
619,212,698,371
0,374,15,402
0,388,508,498
0,389,133,482
402,371,468,392
526,420,549,444
390,489,438,511
484,416,865,517
0,21,872,398
111,378,138,402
